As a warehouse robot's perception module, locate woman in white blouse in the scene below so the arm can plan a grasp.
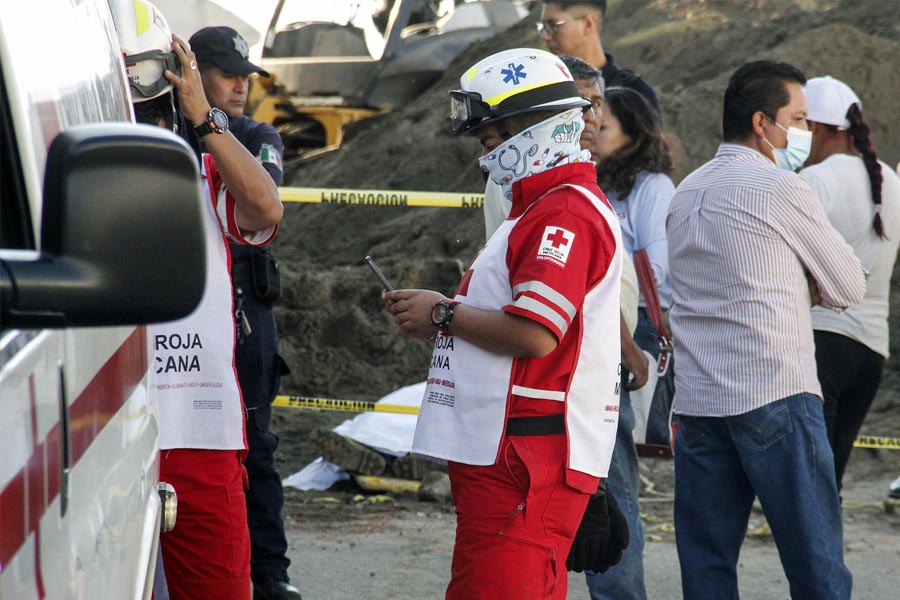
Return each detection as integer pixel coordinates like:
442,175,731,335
800,76,900,493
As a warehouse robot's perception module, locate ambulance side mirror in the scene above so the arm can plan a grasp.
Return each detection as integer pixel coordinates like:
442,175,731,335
0,123,207,328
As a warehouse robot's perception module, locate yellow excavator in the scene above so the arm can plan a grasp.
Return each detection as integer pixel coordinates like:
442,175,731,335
248,0,527,158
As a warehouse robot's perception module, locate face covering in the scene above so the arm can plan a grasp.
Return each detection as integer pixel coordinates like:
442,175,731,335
479,108,592,201
763,120,811,171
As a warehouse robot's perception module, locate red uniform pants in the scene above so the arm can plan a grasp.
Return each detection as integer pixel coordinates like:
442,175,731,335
159,449,251,600
446,434,592,600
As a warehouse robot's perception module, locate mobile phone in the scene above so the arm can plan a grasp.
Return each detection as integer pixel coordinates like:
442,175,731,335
364,255,395,291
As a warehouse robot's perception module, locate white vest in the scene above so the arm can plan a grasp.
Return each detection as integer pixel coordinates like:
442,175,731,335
150,156,245,450
412,184,622,478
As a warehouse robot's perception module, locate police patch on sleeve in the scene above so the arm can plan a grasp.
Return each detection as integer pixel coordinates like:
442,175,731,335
537,226,574,267
258,143,282,171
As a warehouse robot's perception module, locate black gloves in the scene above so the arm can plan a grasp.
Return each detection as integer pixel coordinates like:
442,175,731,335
566,482,630,573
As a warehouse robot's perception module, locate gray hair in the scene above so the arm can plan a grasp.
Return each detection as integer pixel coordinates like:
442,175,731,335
560,55,605,98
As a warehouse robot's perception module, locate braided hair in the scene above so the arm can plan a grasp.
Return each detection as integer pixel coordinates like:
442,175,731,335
845,103,885,239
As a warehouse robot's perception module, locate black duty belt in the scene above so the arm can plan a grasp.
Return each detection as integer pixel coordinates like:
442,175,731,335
231,258,253,283
505,414,566,436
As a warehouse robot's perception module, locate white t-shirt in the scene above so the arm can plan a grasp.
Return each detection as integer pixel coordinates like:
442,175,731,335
607,170,675,309
621,253,639,335
801,154,900,357
483,179,509,241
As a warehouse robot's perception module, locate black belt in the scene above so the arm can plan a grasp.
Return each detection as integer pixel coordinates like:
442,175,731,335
505,414,566,436
231,258,252,283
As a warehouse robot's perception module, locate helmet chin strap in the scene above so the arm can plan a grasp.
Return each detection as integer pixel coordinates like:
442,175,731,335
171,91,203,164
167,92,178,133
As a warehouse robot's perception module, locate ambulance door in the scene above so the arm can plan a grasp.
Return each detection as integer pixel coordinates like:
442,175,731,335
1,0,204,598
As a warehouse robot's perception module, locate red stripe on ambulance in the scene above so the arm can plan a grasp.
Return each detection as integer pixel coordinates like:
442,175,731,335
0,328,147,571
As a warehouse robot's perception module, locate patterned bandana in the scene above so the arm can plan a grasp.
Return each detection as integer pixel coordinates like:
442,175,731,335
479,108,592,201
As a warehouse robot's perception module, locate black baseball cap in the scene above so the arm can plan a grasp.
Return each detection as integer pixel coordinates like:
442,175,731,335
189,26,269,78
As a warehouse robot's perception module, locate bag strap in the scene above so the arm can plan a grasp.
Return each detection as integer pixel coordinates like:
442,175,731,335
633,249,672,375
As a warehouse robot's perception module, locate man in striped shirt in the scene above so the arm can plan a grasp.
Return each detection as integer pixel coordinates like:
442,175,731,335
667,61,864,600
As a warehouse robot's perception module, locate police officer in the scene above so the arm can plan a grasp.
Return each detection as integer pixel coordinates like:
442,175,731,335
190,26,299,600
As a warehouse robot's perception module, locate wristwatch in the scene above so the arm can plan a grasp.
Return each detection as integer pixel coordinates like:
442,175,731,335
430,299,460,333
194,107,229,137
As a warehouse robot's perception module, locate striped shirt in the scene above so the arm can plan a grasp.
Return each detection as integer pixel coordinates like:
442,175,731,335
667,144,865,416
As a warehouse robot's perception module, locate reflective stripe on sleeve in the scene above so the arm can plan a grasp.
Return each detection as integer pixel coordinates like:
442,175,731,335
513,280,577,320
511,385,566,402
511,295,569,337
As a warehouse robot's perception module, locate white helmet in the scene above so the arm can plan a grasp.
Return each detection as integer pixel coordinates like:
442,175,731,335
111,0,180,102
449,48,589,136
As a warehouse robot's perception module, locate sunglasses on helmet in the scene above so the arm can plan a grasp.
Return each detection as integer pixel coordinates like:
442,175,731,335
449,83,592,136
124,49,182,99
449,90,496,136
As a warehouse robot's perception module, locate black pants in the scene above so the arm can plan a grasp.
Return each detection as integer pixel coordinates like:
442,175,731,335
234,289,291,580
814,330,885,491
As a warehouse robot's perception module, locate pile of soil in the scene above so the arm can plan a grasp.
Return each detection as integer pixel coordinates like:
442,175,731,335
270,0,900,480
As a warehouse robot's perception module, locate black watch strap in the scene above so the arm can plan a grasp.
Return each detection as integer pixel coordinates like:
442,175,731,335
194,108,228,137
431,299,460,333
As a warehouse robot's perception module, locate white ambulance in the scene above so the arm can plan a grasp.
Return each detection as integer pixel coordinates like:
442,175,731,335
0,0,206,598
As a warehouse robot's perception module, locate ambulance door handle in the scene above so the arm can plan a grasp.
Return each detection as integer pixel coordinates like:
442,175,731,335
58,361,70,517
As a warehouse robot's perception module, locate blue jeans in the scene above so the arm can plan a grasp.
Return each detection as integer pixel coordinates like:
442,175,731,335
585,311,660,600
584,392,646,600
674,394,852,600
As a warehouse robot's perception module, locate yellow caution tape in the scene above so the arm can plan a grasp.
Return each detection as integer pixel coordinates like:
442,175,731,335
852,435,900,449
279,186,485,209
272,395,420,415
273,395,900,449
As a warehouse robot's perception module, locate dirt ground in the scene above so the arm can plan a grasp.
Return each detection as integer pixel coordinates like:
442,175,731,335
273,438,899,599
262,0,900,597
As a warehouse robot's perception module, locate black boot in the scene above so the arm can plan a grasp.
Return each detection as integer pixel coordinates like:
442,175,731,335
252,574,302,600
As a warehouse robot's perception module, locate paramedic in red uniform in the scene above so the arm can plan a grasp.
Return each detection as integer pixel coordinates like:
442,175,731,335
383,48,628,600
113,2,283,599
189,25,300,600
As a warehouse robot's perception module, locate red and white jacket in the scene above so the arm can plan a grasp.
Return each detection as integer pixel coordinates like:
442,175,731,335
150,154,276,450
412,163,622,488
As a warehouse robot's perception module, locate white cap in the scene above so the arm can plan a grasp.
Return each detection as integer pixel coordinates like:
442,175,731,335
805,76,861,130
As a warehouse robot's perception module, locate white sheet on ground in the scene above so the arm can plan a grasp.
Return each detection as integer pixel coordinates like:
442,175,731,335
282,381,426,491
282,457,350,491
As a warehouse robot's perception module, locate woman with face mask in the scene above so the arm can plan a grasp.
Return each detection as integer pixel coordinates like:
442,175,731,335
585,85,676,600
799,76,900,494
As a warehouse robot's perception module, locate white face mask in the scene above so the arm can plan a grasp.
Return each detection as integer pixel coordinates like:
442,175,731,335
479,109,592,201
763,120,811,171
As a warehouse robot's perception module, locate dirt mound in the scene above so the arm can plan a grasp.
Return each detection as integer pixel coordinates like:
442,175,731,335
271,0,900,477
